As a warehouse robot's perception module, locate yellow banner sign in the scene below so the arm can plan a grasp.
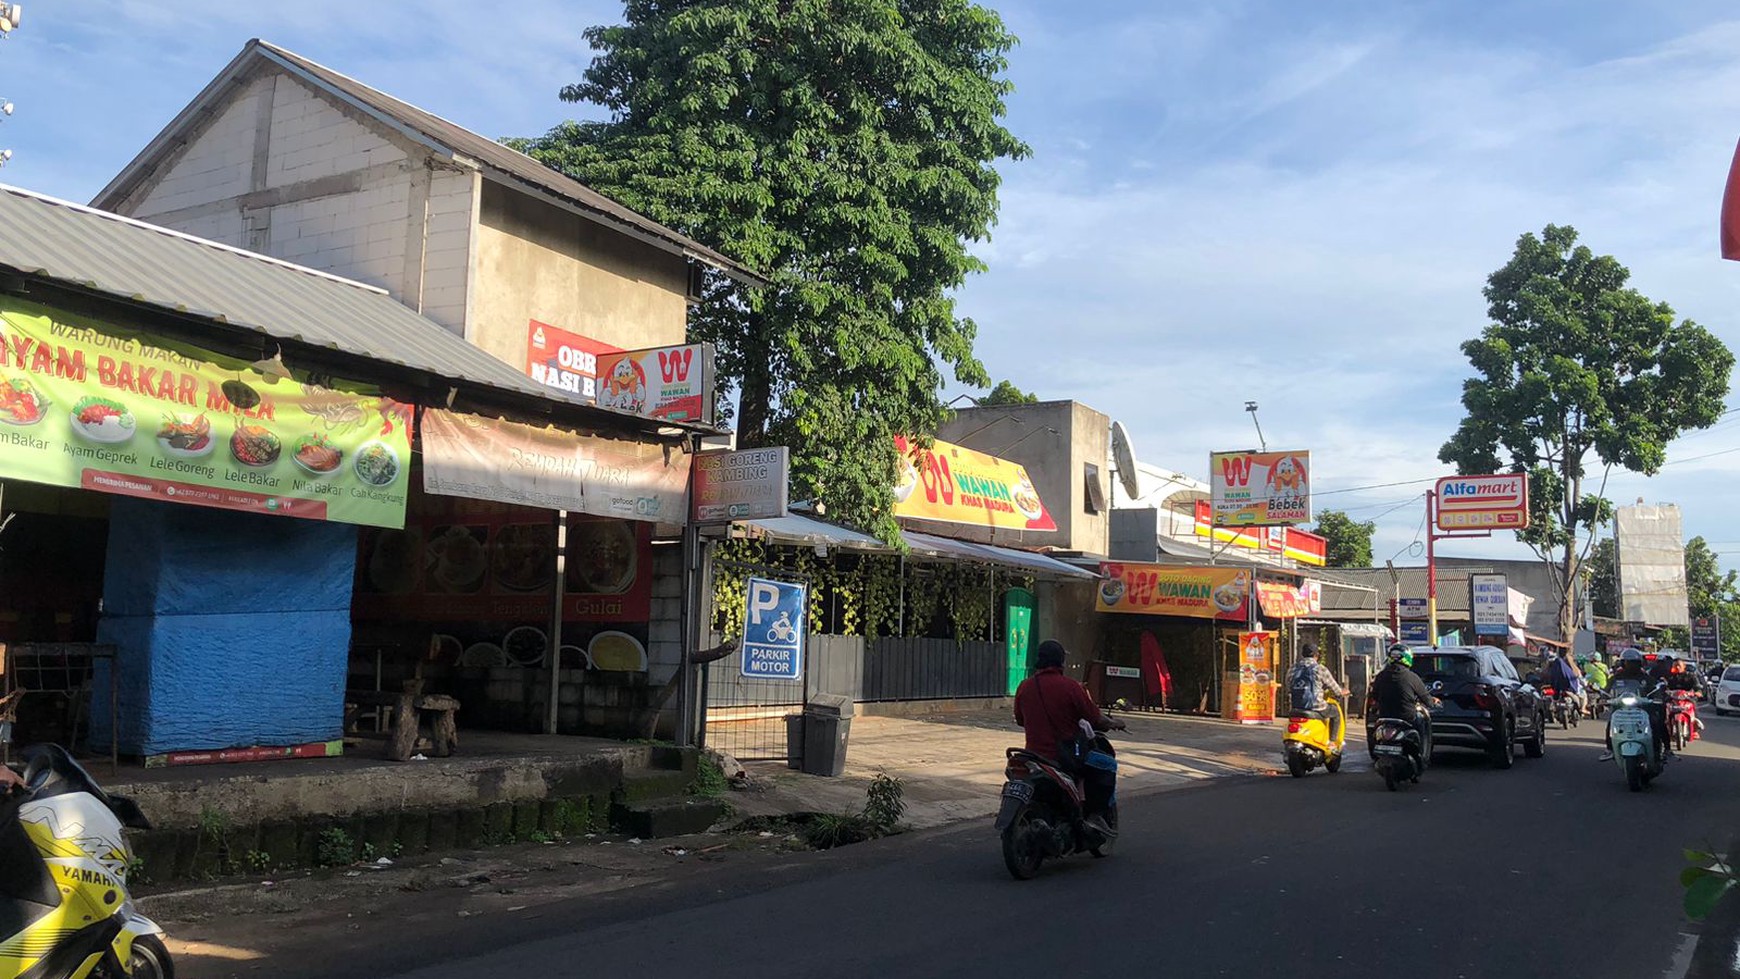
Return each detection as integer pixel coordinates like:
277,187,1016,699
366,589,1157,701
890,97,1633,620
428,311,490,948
1237,631,1276,723
892,436,1055,532
1096,563,1251,619
0,296,412,528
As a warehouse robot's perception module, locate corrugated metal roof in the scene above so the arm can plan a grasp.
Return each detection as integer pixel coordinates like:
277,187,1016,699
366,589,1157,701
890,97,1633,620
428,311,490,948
95,40,761,286
743,514,1096,579
0,184,584,402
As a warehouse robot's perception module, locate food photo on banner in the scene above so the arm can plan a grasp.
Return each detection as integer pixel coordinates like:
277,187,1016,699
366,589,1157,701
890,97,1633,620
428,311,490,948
1209,450,1311,527
0,296,414,528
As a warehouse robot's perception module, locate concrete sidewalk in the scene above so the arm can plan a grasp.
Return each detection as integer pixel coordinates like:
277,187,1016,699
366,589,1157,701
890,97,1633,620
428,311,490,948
722,709,1302,830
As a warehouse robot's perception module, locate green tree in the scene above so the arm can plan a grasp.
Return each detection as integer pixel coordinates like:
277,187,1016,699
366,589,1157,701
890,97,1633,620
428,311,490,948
514,0,1028,541
1311,510,1375,568
979,380,1037,406
1439,225,1734,640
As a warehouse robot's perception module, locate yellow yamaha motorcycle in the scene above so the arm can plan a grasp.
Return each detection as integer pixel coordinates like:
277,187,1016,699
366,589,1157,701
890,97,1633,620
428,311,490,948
0,744,171,978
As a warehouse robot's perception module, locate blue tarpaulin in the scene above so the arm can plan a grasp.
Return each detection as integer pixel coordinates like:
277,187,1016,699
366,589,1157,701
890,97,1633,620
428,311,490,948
91,498,358,755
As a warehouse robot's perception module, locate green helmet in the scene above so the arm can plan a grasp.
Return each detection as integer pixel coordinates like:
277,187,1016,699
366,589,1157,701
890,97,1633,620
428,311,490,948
1387,643,1414,667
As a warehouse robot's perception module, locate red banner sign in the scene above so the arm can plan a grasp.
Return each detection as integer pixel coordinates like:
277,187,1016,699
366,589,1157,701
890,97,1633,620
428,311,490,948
1255,581,1322,618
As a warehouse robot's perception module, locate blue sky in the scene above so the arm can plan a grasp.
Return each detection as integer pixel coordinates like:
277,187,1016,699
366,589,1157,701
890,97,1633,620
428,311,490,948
4,1,1740,569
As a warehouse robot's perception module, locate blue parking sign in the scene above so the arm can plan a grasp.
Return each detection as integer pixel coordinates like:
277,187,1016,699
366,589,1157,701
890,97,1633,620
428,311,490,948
741,577,806,679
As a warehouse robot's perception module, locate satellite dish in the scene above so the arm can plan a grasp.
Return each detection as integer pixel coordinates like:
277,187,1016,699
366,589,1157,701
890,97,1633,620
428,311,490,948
1110,420,1141,499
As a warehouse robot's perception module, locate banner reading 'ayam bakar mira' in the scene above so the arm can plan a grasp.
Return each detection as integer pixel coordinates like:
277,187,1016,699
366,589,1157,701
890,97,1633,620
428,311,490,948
0,297,412,528
892,435,1056,532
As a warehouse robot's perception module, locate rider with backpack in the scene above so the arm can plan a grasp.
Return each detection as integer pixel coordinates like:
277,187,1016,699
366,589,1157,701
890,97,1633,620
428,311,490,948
1288,643,1348,743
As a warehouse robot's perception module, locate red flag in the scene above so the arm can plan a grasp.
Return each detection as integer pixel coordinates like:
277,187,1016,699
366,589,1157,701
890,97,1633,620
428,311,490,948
1139,630,1173,705
1721,138,1740,260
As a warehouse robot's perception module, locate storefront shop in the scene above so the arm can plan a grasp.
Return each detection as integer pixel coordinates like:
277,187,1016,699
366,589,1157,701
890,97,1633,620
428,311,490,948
1093,561,1324,718
0,187,705,762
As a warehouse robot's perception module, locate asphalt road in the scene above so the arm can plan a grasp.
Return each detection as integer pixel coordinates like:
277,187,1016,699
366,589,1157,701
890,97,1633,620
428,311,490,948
360,710,1740,979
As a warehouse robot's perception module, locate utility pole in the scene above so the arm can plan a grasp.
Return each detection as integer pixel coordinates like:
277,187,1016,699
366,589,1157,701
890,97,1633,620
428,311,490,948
1244,401,1267,452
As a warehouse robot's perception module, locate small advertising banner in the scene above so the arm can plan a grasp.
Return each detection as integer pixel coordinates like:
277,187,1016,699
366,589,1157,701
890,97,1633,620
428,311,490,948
1398,598,1428,620
0,297,412,528
595,344,716,424
1237,631,1276,724
1210,450,1311,526
742,577,806,680
1096,563,1251,620
1435,473,1529,531
525,320,618,403
1692,616,1721,658
420,409,690,524
692,446,790,523
1399,621,1431,644
1255,580,1323,618
1469,573,1509,636
893,435,1057,532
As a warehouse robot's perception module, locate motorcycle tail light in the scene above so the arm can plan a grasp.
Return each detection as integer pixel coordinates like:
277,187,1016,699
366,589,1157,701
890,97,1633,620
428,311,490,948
1005,760,1026,780
1287,717,1307,734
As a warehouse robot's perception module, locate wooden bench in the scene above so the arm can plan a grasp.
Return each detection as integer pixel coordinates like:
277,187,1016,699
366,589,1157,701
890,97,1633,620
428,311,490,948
344,689,460,762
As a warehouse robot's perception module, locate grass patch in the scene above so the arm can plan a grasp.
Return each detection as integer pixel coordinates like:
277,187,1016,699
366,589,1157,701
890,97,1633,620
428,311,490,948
691,755,729,797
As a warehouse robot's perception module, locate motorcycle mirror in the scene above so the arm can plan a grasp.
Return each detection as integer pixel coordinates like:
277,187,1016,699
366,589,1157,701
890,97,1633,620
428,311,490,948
107,794,152,831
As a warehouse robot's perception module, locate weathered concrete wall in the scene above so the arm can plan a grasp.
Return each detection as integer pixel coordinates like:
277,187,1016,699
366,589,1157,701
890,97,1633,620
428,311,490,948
112,67,475,335
469,180,689,366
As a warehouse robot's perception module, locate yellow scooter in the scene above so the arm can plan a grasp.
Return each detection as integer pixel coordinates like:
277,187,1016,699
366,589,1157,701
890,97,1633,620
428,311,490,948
1283,696,1346,777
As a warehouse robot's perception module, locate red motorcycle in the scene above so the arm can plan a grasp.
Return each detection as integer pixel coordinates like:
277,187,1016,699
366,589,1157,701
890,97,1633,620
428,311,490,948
1667,688,1700,750
994,737,1118,880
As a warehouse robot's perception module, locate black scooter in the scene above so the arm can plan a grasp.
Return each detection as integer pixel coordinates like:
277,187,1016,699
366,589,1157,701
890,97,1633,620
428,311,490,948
1371,715,1426,791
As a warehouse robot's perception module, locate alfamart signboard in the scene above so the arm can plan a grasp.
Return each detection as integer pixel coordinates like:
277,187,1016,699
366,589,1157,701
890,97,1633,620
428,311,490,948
1435,474,1529,531
0,297,412,528
1210,450,1311,527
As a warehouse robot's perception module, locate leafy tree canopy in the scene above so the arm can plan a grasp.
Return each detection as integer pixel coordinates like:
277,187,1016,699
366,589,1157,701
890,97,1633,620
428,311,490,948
1439,224,1733,639
1311,510,1375,568
512,0,1029,541
979,380,1037,405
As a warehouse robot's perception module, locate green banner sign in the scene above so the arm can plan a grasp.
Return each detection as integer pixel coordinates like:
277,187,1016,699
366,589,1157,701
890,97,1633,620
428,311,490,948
0,296,412,528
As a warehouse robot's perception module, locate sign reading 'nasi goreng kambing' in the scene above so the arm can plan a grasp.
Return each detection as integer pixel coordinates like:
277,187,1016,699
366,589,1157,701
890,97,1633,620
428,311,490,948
0,297,412,528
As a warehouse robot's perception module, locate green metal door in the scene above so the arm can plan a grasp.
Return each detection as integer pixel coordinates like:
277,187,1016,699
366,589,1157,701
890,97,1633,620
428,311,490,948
1005,587,1035,696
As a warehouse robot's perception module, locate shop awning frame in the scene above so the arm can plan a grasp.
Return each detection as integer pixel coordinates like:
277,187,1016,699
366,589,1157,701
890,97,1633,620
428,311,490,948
739,513,1096,580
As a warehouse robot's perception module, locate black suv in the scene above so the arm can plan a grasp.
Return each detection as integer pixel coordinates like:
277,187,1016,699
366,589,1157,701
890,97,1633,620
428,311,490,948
1365,645,1547,768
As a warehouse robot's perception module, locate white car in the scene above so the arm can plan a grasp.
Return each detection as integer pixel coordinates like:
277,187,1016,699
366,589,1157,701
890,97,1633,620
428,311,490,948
1714,666,1740,716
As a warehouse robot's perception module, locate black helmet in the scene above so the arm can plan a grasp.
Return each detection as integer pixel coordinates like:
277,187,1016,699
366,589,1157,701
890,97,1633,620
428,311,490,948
1620,648,1644,664
1034,639,1067,670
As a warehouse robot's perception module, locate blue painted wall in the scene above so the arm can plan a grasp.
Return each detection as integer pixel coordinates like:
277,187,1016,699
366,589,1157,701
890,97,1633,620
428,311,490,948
90,498,358,755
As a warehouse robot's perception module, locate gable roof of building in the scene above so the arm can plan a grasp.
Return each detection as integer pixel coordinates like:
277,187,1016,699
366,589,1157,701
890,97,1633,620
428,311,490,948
0,183,716,434
92,39,763,287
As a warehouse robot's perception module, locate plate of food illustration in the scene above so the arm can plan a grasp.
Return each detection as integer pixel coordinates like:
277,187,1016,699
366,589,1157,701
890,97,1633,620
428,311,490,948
231,424,282,467
72,397,135,444
1098,577,1126,606
354,440,400,486
157,413,214,457
292,433,343,476
0,377,46,426
1012,477,1045,520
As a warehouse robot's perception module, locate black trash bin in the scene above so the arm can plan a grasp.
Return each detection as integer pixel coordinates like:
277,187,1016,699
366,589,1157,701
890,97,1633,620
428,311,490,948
784,713,806,770
800,694,855,777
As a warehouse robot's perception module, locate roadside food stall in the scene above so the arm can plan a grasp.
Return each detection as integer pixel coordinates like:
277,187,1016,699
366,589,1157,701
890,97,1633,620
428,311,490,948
0,186,711,764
